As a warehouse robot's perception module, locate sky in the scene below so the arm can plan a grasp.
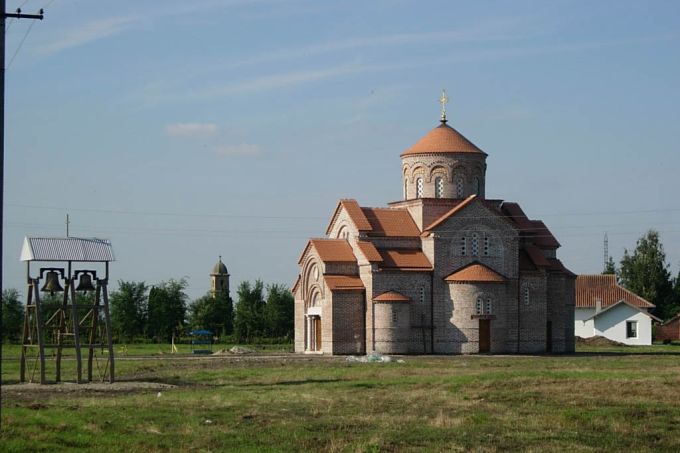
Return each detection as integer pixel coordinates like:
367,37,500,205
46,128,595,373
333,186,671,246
3,0,680,301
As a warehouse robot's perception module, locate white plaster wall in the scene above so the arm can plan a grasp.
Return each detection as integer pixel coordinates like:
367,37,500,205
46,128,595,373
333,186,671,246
594,305,653,345
574,308,595,338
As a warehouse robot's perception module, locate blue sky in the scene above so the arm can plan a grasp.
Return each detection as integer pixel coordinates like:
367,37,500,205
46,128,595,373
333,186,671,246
4,0,680,300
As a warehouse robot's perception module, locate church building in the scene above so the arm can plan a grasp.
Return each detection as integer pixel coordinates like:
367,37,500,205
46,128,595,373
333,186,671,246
293,95,576,354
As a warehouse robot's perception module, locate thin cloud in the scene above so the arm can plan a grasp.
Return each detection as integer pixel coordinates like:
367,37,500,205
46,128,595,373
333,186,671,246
41,15,140,54
214,144,261,157
165,123,218,138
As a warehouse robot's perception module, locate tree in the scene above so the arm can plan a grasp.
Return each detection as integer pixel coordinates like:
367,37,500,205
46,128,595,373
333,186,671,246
147,279,188,342
603,256,616,275
619,230,677,319
233,280,265,342
188,291,233,336
264,284,294,339
2,289,24,342
110,280,148,342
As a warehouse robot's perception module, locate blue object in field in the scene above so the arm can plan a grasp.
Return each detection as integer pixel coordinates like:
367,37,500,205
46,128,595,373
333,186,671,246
190,329,213,354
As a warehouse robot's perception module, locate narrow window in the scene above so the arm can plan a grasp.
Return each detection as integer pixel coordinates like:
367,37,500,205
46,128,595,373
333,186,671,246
475,297,483,315
474,177,481,196
523,285,530,306
392,310,398,324
485,298,492,314
471,233,479,256
404,179,408,199
456,178,464,198
460,237,467,256
435,177,444,198
420,287,425,304
416,178,423,198
626,321,638,338
483,236,490,256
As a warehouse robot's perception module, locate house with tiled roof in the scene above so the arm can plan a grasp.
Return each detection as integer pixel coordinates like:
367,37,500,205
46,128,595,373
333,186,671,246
575,274,660,345
293,97,576,354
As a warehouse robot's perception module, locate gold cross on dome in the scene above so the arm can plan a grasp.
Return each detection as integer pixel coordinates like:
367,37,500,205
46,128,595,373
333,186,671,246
439,89,449,123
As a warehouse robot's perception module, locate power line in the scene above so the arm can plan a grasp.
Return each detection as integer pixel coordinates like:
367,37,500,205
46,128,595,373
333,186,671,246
6,15,35,69
7,201,680,222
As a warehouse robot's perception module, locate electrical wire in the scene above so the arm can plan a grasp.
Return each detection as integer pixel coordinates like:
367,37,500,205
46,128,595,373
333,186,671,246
6,16,36,70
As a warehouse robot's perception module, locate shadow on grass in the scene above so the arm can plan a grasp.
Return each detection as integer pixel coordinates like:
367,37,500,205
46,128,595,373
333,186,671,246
236,378,344,387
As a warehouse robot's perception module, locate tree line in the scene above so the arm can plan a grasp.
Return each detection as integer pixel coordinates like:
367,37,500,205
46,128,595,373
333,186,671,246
604,229,680,320
1,279,294,343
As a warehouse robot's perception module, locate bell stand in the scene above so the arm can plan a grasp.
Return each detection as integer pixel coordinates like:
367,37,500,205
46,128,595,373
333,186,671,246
20,261,115,384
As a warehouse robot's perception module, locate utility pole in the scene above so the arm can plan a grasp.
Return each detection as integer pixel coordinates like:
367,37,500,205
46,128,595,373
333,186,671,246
1,0,44,429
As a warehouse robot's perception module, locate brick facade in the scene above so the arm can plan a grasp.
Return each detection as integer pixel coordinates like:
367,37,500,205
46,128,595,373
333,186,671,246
293,119,575,355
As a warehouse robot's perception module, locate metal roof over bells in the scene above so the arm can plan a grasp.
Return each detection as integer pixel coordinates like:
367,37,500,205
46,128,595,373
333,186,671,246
20,237,115,262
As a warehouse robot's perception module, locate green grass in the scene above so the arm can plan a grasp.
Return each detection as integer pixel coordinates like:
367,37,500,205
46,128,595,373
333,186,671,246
2,345,680,452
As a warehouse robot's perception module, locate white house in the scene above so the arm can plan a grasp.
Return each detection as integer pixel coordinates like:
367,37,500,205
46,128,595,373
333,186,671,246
575,275,660,345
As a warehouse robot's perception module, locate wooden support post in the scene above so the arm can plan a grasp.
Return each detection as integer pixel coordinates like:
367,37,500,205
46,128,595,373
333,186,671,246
55,286,68,382
32,280,46,385
87,284,101,382
102,282,114,383
69,280,82,383
19,282,32,382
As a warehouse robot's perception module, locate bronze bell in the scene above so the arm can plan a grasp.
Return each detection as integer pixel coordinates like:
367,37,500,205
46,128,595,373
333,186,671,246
41,271,64,294
76,273,96,293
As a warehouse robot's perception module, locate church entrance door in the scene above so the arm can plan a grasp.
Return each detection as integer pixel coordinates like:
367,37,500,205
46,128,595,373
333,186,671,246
314,317,322,351
479,319,490,353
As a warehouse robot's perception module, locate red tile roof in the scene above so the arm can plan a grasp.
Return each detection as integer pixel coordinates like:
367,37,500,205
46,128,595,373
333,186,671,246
291,275,301,294
445,262,507,283
422,195,477,232
298,239,357,264
323,275,364,292
357,241,383,262
575,274,654,309
325,199,372,235
378,249,432,270
547,259,576,278
530,220,560,248
373,291,410,302
361,208,421,237
524,244,550,268
401,123,486,157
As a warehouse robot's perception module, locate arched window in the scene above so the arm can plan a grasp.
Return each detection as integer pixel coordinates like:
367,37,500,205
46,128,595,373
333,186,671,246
471,233,479,256
485,298,492,314
475,297,483,315
310,291,320,308
337,226,349,240
523,285,530,306
460,236,467,256
404,179,408,199
416,178,423,198
435,177,444,198
474,177,481,196
483,236,490,256
456,177,464,198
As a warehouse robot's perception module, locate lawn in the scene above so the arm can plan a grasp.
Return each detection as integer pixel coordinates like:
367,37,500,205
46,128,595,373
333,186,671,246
2,345,680,452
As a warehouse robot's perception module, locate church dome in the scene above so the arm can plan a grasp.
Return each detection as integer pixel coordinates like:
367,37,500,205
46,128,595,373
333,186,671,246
212,258,228,275
401,122,486,157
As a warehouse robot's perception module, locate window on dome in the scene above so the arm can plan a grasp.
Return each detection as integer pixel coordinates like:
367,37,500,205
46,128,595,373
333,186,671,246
456,178,464,198
435,177,444,198
416,178,423,198
404,179,408,199
475,297,483,315
471,233,479,256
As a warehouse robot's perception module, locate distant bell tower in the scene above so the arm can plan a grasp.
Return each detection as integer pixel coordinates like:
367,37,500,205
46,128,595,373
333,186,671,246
210,256,230,298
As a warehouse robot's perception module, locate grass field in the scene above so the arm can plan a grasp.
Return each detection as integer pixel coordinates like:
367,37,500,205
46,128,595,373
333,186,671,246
2,344,680,452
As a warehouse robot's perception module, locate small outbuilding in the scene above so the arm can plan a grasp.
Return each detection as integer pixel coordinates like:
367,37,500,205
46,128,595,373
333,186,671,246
656,314,680,343
575,275,660,345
